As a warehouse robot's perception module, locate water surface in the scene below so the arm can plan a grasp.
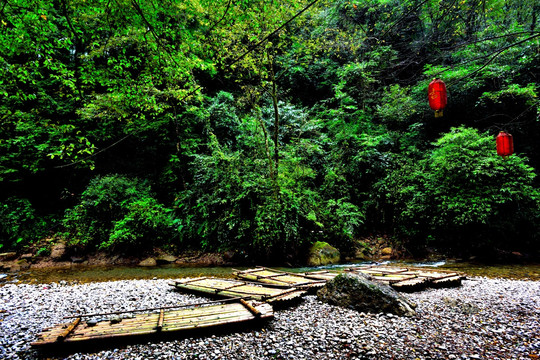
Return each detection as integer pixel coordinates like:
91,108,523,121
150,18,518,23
1,261,538,285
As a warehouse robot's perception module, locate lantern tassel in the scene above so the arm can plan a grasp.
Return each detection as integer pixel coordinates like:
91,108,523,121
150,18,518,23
434,110,443,118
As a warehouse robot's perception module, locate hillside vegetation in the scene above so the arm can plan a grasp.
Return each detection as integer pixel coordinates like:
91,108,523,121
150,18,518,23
1,0,539,261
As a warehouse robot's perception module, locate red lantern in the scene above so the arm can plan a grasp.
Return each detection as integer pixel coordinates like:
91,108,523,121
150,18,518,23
428,78,447,118
496,131,514,158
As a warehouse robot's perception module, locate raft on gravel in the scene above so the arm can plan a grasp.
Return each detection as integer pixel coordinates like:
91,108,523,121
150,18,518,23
31,298,273,349
172,277,306,304
346,265,466,292
234,267,328,289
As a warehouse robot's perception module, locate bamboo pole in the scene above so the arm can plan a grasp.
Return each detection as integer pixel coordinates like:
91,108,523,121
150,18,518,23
63,296,248,319
57,317,81,342
239,299,261,317
156,309,164,331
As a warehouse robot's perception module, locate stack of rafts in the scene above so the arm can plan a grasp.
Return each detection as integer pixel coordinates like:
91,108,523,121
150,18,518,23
31,265,464,350
172,277,307,304
346,265,465,292
233,267,328,289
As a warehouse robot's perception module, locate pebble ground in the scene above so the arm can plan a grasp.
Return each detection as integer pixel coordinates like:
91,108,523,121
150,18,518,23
0,277,538,359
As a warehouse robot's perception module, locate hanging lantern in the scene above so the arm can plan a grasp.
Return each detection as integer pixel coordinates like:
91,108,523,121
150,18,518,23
428,78,447,118
496,131,514,158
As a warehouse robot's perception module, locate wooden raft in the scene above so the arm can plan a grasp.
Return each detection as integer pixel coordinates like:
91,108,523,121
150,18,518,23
172,277,306,303
346,265,465,292
234,267,327,289
301,270,339,281
31,299,272,348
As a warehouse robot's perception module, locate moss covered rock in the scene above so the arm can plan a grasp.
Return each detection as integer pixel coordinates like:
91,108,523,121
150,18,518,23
307,241,340,266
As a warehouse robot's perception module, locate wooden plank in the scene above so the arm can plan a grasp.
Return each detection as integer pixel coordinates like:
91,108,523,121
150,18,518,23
432,275,462,287
74,311,248,338
302,271,338,281
175,282,272,298
232,267,266,274
176,277,208,285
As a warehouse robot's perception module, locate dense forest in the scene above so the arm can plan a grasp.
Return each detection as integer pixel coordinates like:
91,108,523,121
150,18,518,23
1,0,539,262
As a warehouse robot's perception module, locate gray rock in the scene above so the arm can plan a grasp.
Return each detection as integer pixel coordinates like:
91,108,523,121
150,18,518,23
317,273,417,317
70,256,85,263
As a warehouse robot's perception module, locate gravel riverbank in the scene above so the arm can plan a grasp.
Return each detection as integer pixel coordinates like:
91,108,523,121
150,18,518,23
1,277,538,359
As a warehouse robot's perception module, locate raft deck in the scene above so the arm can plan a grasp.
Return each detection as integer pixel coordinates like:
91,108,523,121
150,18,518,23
234,267,327,289
172,277,306,303
346,265,465,292
31,298,272,348
300,270,339,281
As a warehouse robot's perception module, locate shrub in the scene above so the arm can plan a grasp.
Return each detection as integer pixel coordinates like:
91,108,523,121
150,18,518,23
0,197,47,250
63,174,176,252
379,126,540,255
104,198,177,251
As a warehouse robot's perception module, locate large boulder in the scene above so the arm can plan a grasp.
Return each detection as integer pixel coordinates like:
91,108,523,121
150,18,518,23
307,241,340,266
317,273,417,317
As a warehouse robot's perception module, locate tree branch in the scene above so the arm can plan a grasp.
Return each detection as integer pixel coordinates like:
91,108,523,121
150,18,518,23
448,33,540,85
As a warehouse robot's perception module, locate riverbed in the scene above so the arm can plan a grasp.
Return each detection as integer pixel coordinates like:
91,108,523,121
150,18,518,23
1,266,539,359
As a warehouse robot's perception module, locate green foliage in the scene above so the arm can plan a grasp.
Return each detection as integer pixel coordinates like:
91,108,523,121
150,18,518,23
64,174,176,252
0,198,47,250
380,127,540,254
174,93,365,260
376,84,418,125
105,198,177,251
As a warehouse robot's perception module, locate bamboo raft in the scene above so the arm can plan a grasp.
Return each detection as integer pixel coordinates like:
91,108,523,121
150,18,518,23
234,267,327,289
31,298,272,349
172,277,307,303
346,265,465,292
301,270,339,281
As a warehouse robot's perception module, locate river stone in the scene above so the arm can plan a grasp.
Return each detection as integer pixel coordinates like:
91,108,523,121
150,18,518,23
0,252,17,261
307,241,340,266
16,259,30,270
50,242,66,260
317,273,417,317
156,254,177,264
139,257,157,267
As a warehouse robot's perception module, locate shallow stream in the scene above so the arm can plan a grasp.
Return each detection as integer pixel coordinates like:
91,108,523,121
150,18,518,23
1,260,539,285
